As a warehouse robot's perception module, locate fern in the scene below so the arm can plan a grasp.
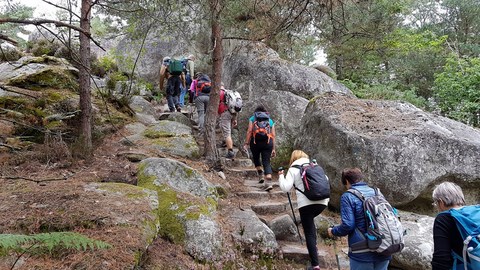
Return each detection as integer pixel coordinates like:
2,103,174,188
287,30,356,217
0,232,111,255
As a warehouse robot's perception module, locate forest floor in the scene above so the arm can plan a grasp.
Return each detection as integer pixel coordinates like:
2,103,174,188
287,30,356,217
0,118,349,269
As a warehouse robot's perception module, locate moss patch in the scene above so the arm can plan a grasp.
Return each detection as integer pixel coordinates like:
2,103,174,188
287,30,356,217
137,164,217,245
143,128,175,139
8,67,78,91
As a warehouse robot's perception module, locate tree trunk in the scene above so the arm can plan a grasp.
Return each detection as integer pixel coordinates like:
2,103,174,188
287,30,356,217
79,0,93,156
204,0,223,168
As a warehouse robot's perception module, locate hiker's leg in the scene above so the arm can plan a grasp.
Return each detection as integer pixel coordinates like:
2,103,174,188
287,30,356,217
373,260,390,270
299,204,326,267
261,142,274,178
173,76,181,110
179,85,186,106
349,258,374,270
166,78,175,112
195,95,206,132
250,143,261,168
219,111,233,149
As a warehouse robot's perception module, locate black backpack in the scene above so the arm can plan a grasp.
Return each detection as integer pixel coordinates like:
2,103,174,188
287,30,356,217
291,161,330,201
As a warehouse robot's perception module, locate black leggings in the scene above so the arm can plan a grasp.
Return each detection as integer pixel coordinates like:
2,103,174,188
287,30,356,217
249,140,273,175
299,204,327,267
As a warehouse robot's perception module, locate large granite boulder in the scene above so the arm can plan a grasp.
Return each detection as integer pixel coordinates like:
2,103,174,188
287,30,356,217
295,92,480,208
138,158,222,261
222,41,352,147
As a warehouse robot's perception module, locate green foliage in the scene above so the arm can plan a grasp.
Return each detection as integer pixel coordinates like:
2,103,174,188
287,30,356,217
0,232,111,256
345,80,427,108
433,55,480,127
106,72,128,92
0,1,34,48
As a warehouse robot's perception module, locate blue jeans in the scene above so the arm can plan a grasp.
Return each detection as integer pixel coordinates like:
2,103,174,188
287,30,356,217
179,86,187,106
349,258,389,270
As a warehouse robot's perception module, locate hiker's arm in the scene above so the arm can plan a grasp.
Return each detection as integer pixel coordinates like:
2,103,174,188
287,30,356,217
188,61,194,76
432,214,454,270
181,73,186,88
271,125,276,157
232,113,237,127
244,121,253,147
159,65,166,90
331,194,356,236
278,166,298,192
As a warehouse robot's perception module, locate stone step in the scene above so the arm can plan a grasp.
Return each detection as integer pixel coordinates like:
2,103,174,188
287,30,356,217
280,243,330,267
251,201,289,215
220,157,253,168
158,111,193,120
225,167,259,178
236,190,288,200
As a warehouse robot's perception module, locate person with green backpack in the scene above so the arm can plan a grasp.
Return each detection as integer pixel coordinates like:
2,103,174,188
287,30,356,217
159,56,186,112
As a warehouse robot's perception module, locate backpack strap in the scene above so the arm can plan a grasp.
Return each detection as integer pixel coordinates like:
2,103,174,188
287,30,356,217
347,188,366,203
291,163,311,195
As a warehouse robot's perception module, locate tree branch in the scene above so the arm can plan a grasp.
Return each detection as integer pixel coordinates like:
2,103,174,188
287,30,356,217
1,175,68,183
41,0,81,20
0,84,43,99
0,34,18,46
0,18,105,51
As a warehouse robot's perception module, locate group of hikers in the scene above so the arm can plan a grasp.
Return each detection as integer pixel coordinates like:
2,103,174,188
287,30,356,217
158,55,479,270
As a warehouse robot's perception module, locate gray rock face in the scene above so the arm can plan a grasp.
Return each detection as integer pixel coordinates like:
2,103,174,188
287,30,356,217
115,28,190,85
127,121,199,158
130,95,156,116
0,56,78,85
295,93,480,207
229,208,278,254
140,157,217,199
223,41,352,147
391,211,435,270
184,215,223,261
268,214,300,242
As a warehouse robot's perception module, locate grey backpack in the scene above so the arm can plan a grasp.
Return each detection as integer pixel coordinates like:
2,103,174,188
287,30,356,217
348,187,405,256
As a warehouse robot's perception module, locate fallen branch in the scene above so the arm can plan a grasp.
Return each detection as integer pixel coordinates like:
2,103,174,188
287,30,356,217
1,175,68,184
0,143,21,151
0,34,18,46
44,110,81,122
0,84,42,99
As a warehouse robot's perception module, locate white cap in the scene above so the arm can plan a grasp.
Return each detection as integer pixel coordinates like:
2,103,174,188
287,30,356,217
163,56,171,62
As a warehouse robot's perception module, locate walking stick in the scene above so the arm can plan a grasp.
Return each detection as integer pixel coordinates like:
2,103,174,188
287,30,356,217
328,221,341,270
286,191,303,245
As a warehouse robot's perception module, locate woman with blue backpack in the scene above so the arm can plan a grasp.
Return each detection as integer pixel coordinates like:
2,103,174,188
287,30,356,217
431,182,480,270
243,105,276,191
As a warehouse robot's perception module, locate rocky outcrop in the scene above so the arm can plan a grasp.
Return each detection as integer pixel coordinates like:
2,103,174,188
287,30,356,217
138,157,222,261
126,120,200,158
222,41,351,147
295,92,480,207
0,55,78,90
392,211,435,270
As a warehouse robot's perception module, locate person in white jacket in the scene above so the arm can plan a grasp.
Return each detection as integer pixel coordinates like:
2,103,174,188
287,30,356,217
278,150,329,270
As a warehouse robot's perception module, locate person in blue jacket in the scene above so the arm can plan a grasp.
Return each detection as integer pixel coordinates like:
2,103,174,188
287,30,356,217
327,168,391,270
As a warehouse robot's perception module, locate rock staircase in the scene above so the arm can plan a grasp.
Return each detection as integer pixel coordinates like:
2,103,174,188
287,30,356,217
157,102,348,269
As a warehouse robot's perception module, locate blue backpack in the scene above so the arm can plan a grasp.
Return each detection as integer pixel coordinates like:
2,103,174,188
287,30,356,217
449,205,480,270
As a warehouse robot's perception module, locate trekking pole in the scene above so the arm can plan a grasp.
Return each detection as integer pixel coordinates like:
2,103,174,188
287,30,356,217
328,221,341,270
280,166,303,245
287,191,303,245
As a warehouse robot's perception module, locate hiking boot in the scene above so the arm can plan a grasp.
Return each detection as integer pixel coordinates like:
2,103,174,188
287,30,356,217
263,183,273,191
258,176,265,184
176,106,182,112
226,150,234,159
306,266,320,270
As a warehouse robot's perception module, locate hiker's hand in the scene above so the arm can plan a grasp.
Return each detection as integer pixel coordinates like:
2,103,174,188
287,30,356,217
243,144,249,151
327,227,334,238
232,120,237,128
271,149,276,158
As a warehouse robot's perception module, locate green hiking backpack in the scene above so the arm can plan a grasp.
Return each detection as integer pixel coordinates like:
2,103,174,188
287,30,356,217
168,59,183,76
